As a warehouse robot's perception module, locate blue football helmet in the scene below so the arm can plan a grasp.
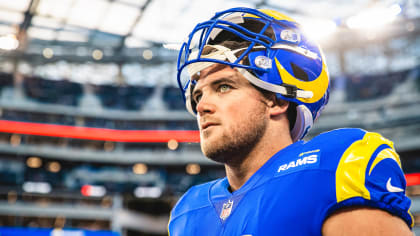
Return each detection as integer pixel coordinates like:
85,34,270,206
177,7,330,141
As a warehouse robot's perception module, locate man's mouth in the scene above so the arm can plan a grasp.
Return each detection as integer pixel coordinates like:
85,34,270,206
201,122,218,130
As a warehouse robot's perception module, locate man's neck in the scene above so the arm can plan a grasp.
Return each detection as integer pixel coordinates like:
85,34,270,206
225,136,293,192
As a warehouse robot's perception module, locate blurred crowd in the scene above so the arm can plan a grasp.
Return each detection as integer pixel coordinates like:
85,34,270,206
0,66,418,113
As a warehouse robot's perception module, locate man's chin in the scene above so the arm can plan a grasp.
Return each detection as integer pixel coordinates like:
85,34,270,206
203,152,228,164
200,141,227,164
201,139,243,164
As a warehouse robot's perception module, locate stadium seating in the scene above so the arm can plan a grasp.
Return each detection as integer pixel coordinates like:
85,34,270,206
23,76,83,106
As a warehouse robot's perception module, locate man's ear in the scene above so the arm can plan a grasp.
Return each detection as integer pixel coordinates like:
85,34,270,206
268,98,289,117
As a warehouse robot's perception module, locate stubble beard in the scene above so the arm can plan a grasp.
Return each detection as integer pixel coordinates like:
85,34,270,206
200,109,268,165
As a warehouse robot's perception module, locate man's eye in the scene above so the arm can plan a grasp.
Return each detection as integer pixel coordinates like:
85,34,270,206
219,84,231,93
194,94,202,103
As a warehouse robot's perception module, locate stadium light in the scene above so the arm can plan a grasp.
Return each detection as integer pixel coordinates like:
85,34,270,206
42,48,54,59
27,156,42,168
134,186,162,198
81,184,106,197
23,181,52,194
299,18,337,42
186,163,201,175
10,134,21,147
142,49,153,60
47,161,61,173
346,4,402,29
92,49,103,60
168,139,179,150
0,34,19,50
133,163,148,174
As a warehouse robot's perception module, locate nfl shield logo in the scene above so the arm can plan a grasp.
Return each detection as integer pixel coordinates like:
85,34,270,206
220,200,234,220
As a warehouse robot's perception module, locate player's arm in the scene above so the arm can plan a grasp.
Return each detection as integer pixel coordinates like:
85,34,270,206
322,207,413,236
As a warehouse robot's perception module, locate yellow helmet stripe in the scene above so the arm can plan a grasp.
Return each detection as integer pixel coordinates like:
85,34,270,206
275,58,329,103
244,9,298,23
258,9,297,22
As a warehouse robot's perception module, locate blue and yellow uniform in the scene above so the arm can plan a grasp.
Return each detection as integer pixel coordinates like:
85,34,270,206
168,128,413,235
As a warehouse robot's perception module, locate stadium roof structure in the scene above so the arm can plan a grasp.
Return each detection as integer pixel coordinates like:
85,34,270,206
0,0,419,64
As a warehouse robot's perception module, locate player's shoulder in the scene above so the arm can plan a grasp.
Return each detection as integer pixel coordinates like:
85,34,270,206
270,128,412,228
311,129,413,228
304,128,399,171
170,179,217,221
309,127,367,147
309,128,391,157
271,128,367,176
298,128,367,166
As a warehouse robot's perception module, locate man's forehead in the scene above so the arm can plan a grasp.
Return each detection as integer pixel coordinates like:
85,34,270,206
192,63,230,82
192,64,242,88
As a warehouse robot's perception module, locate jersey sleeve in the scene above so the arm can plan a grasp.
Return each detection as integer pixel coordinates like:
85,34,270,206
326,131,414,228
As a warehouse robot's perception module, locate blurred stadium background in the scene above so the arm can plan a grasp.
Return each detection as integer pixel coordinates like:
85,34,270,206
0,0,419,235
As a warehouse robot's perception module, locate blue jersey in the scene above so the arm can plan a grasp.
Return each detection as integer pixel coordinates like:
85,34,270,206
168,128,413,235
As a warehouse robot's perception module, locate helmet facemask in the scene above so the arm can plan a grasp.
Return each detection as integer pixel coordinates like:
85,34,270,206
177,7,330,141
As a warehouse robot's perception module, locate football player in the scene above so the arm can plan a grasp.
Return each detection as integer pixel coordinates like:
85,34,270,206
168,7,413,235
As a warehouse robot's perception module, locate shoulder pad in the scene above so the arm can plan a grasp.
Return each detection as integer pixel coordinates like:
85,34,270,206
302,128,367,170
273,128,367,177
312,128,367,146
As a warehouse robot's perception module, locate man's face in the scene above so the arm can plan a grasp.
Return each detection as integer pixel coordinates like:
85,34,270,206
192,64,270,163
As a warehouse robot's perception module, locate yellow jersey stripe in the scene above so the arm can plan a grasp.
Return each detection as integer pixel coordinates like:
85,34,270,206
336,132,394,203
368,148,401,176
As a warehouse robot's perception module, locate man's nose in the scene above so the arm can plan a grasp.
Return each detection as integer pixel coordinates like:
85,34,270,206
196,94,216,115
